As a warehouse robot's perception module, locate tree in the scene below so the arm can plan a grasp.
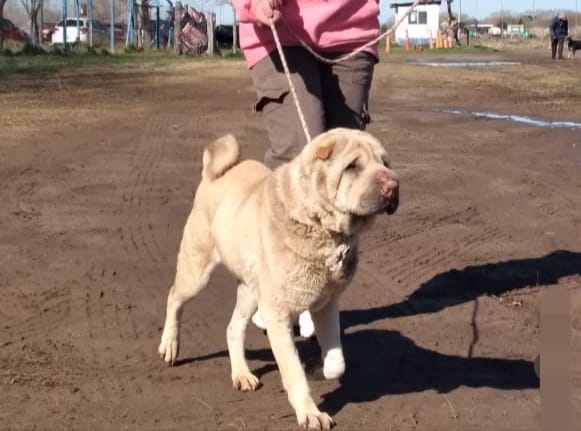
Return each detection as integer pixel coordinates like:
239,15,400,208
441,0,460,45
0,0,8,51
136,0,152,48
231,1,237,52
93,0,127,21
20,0,42,46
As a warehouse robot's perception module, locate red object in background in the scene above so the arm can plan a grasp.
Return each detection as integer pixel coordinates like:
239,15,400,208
1,18,27,42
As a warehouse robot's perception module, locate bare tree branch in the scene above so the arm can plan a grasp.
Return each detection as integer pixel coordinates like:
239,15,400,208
20,0,42,46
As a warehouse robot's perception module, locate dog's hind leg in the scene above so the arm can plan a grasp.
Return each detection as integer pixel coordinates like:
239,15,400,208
158,213,218,365
227,282,260,391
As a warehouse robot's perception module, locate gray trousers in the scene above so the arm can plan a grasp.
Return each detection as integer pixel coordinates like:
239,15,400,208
551,37,565,59
250,47,376,169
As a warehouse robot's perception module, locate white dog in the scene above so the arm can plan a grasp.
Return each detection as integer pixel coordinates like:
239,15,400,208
158,128,399,429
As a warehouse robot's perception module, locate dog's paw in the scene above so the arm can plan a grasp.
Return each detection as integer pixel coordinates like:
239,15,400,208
158,331,179,366
232,373,261,392
297,411,335,430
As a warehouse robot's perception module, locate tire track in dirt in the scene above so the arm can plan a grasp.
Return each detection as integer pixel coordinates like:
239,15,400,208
386,226,503,287
118,116,168,367
128,116,165,267
366,206,480,250
78,117,171,400
83,262,121,401
1,176,77,359
116,112,194,380
161,115,203,270
357,206,508,317
141,118,170,268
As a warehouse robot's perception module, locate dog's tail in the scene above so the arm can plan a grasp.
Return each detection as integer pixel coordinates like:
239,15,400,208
202,134,241,181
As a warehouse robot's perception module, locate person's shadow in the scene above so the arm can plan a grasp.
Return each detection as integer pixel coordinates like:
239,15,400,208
318,249,580,413
319,327,538,415
341,249,581,326
177,250,580,415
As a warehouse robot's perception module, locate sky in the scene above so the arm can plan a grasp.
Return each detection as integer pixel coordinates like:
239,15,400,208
39,1,580,25
211,1,579,25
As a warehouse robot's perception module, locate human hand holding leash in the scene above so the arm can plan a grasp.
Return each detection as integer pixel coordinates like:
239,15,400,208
254,0,282,26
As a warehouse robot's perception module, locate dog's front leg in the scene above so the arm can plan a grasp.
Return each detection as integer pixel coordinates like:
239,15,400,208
262,307,334,430
311,297,345,380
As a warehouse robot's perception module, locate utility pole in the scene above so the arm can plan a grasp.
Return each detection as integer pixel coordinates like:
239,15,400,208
88,0,93,47
109,0,114,52
500,0,504,38
39,0,44,44
63,0,68,49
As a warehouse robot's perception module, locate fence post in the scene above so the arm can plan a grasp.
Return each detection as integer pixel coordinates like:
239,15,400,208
174,1,182,54
206,12,215,55
63,0,68,50
109,0,115,53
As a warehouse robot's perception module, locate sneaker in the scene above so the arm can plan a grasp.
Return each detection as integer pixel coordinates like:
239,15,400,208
251,309,316,339
298,311,315,338
251,310,267,331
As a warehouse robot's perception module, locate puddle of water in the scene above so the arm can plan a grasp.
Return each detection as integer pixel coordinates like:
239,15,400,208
440,109,581,129
413,61,521,67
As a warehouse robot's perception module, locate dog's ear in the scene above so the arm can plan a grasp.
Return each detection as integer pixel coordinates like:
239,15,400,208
307,136,336,161
314,141,335,160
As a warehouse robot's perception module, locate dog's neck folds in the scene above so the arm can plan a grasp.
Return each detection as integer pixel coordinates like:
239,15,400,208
270,161,356,241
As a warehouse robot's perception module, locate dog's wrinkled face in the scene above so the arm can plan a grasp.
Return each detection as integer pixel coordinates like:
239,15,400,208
301,128,399,218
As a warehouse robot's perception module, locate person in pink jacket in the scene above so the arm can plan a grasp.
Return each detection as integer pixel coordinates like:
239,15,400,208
232,0,380,338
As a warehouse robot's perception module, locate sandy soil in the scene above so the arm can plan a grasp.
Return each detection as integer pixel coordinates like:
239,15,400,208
1,48,580,430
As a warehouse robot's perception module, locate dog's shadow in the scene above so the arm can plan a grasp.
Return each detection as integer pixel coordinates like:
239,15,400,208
319,327,538,415
177,250,580,414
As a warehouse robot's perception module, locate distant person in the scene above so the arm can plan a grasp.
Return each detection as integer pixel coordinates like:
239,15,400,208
549,12,568,60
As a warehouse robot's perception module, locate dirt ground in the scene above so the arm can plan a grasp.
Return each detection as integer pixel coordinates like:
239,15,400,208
1,48,580,430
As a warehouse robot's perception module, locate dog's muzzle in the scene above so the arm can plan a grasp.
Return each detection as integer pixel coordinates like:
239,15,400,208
377,171,399,215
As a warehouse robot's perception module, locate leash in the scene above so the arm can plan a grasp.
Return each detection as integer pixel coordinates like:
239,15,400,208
269,0,422,144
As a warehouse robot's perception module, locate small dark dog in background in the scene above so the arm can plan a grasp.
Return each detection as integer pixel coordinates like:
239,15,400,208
567,36,581,59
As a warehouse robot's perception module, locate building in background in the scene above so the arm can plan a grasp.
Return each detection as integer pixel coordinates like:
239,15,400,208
390,0,442,45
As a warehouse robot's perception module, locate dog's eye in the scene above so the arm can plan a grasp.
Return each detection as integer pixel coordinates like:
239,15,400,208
345,160,358,171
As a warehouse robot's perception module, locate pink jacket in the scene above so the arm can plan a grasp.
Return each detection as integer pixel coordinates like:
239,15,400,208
232,0,380,68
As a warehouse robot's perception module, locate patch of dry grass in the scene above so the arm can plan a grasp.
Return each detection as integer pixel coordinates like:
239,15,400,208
0,60,250,144
374,56,581,117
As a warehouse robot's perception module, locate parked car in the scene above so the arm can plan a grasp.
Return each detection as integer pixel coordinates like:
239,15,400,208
42,22,56,43
51,18,108,45
488,26,502,37
0,18,28,43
